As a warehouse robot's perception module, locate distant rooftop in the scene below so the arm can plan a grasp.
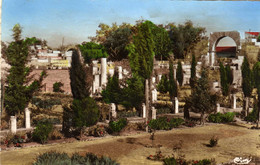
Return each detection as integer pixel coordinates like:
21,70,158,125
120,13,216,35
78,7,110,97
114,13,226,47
245,32,260,36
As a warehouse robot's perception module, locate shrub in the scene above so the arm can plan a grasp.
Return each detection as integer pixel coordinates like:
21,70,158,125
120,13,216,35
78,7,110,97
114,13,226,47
32,98,62,109
192,159,212,165
48,129,64,140
245,105,258,122
163,157,177,165
209,136,218,147
32,120,53,144
148,117,184,130
109,118,127,133
208,112,235,123
87,125,107,137
53,81,64,93
32,151,119,165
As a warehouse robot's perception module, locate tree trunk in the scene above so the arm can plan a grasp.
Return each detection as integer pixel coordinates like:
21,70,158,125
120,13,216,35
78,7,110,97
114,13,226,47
145,79,149,132
245,97,249,117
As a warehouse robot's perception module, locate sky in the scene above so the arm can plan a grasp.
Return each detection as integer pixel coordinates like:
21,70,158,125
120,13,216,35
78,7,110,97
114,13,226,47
2,0,260,48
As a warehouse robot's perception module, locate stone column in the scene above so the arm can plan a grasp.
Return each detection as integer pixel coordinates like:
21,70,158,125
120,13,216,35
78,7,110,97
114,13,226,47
93,74,100,94
173,68,177,80
25,108,31,129
210,52,215,67
216,103,220,113
154,89,157,101
158,75,162,82
152,77,156,84
101,58,107,86
10,116,17,134
175,97,179,114
232,94,237,109
152,107,156,119
152,90,155,103
111,103,117,119
117,66,122,80
142,103,146,118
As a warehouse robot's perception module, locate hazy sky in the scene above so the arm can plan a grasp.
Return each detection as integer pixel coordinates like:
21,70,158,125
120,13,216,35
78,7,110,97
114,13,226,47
2,0,260,48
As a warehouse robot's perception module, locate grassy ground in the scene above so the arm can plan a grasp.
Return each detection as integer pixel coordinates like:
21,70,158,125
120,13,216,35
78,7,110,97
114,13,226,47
1,123,259,165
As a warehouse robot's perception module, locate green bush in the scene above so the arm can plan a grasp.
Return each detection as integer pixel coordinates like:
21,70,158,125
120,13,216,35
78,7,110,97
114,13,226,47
109,118,127,133
208,112,235,123
192,159,212,165
209,136,218,147
245,105,258,122
157,75,169,93
53,82,64,93
32,98,62,109
32,120,53,144
148,117,184,130
163,157,177,165
32,151,119,165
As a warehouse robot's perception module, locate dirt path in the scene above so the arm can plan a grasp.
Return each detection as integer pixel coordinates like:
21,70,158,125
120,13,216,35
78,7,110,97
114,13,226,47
1,124,259,165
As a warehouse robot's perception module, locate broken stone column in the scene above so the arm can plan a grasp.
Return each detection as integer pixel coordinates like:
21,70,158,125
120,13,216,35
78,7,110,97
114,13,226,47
216,103,220,113
152,77,156,84
117,66,122,80
111,103,117,119
142,103,146,118
158,74,162,82
152,107,156,119
152,90,156,103
101,58,107,87
25,108,31,129
210,52,215,66
93,74,100,94
10,116,17,134
175,97,179,114
173,68,177,80
232,94,237,109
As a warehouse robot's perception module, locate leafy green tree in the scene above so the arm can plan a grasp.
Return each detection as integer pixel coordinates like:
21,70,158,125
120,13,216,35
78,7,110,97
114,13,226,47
219,62,229,96
4,24,47,116
69,49,90,100
157,75,168,94
242,57,253,116
253,62,260,128
168,59,178,113
176,61,183,86
103,27,132,61
127,20,155,123
190,54,197,88
168,21,206,59
101,70,122,107
79,42,108,64
72,97,100,130
185,67,217,124
53,82,64,93
121,75,144,111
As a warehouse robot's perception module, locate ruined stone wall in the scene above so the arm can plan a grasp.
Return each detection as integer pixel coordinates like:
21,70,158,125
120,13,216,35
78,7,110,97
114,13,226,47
31,69,71,93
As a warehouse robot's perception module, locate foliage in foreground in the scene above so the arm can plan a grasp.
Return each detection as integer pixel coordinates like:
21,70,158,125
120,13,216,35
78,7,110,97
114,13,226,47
208,112,235,123
245,104,258,123
163,157,214,165
148,117,184,130
32,151,119,165
109,118,127,133
32,120,53,144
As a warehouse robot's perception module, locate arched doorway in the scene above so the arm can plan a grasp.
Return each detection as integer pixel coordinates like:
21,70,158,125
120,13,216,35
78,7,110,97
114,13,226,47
215,36,237,58
209,31,240,66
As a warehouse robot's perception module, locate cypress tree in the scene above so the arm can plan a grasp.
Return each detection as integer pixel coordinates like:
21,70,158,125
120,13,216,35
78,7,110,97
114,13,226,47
219,62,229,96
4,24,46,116
127,21,155,126
69,49,90,100
157,75,168,94
253,62,260,128
190,54,197,88
242,56,253,116
176,61,183,86
169,59,178,112
225,65,233,85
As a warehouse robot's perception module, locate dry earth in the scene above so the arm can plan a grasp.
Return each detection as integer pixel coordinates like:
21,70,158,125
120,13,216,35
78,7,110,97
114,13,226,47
0,123,259,165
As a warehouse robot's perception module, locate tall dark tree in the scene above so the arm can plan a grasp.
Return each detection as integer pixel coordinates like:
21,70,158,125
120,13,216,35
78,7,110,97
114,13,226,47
253,62,260,128
69,49,90,100
127,20,155,126
225,65,233,86
186,67,217,124
190,54,197,88
4,24,46,116
242,57,253,116
176,61,183,86
168,59,178,113
219,62,229,96
157,75,168,94
168,21,206,59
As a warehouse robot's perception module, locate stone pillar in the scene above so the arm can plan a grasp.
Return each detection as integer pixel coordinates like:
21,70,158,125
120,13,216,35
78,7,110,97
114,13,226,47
117,66,122,80
152,90,156,103
154,89,157,101
101,58,107,86
175,97,179,114
93,74,100,94
10,116,17,134
216,103,220,113
142,103,146,118
152,107,156,119
109,68,114,77
152,77,156,84
232,94,237,109
25,108,31,129
158,75,162,82
111,103,117,119
173,68,177,80
210,52,215,67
